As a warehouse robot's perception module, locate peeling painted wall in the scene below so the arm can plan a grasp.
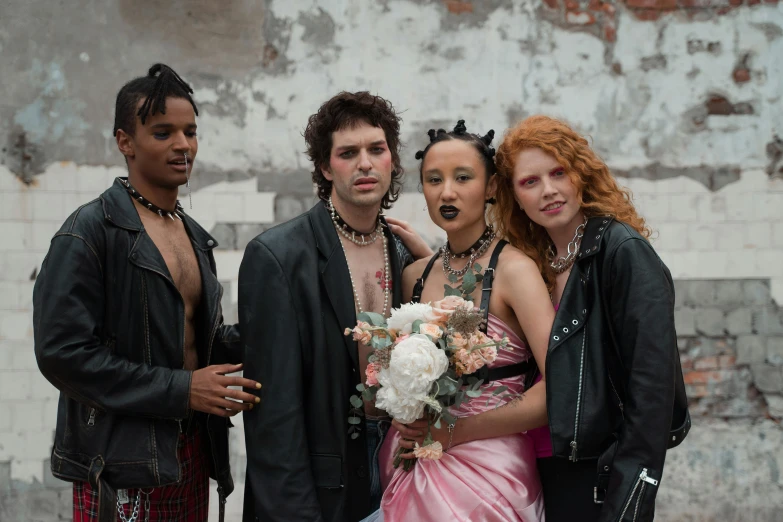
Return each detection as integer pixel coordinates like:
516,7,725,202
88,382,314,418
1,1,782,520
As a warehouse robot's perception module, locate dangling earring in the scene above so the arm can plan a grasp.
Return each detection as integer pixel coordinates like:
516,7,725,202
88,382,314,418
184,152,192,209
423,204,428,211
518,202,524,211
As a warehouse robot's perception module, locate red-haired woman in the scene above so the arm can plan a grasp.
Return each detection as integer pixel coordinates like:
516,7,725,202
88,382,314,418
490,115,689,522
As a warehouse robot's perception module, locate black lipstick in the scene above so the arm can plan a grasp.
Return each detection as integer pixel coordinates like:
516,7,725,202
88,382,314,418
440,205,459,220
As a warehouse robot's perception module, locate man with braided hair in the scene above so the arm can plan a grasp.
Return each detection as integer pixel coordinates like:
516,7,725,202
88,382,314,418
34,64,260,522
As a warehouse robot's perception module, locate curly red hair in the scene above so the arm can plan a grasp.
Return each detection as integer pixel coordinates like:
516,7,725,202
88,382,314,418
491,115,651,292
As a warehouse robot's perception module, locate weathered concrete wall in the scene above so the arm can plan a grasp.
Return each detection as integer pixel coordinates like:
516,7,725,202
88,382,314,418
1,1,782,520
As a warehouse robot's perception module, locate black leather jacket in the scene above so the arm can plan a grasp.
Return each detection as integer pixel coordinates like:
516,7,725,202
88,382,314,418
33,179,240,520
546,217,684,522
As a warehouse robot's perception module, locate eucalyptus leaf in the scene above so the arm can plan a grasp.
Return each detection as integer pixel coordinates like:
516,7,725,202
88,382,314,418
461,282,476,294
444,285,462,297
348,416,362,425
351,432,360,440
362,387,378,401
463,270,476,287
492,385,509,396
370,336,392,350
448,273,459,284
359,312,386,326
466,390,482,398
350,395,364,408
434,418,442,430
412,320,423,334
474,263,482,272
467,376,478,386
441,410,456,425
356,383,366,392
475,274,484,283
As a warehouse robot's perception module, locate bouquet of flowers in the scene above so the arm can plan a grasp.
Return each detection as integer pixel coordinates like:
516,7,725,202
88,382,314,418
344,295,512,470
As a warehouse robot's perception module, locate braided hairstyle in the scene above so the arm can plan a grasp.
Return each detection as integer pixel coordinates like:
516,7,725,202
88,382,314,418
113,64,198,137
415,120,496,182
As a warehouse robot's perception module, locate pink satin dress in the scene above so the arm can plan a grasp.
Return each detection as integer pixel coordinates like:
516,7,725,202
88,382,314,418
377,313,545,522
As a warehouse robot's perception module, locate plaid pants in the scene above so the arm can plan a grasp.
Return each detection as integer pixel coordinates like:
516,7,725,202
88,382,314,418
73,428,209,522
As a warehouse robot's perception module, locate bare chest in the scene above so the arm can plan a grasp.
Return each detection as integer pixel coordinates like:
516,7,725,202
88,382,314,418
342,240,391,317
139,214,203,307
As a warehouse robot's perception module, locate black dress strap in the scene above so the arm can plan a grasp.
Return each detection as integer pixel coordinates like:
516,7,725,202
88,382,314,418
411,252,440,304
478,240,507,334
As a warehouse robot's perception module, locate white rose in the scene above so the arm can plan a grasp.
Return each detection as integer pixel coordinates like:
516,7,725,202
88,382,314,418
387,303,436,334
375,384,427,424
384,334,449,395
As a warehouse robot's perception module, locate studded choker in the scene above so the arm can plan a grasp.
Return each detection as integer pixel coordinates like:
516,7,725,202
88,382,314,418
119,178,183,221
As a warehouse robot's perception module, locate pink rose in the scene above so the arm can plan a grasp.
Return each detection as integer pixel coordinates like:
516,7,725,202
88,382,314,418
413,441,444,460
431,296,472,326
449,332,468,350
395,333,410,344
419,323,443,339
365,362,381,387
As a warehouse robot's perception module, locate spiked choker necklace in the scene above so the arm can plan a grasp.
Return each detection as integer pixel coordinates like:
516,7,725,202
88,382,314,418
446,224,495,258
119,178,183,221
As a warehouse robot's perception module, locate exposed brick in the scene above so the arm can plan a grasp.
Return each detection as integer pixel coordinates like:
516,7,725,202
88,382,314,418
678,0,731,6
686,382,709,398
626,0,677,7
543,0,560,7
694,356,720,370
588,0,605,9
729,0,744,5
706,95,734,115
443,0,474,14
604,23,617,42
684,369,731,384
632,9,664,20
719,355,737,368
733,68,751,83
565,0,580,9
765,394,783,418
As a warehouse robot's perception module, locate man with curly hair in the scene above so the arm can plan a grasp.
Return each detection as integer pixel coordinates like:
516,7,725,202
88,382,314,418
239,91,431,522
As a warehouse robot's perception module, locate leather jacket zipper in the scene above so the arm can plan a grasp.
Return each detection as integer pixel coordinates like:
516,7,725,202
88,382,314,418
87,408,97,426
608,370,625,418
618,468,658,521
570,330,587,461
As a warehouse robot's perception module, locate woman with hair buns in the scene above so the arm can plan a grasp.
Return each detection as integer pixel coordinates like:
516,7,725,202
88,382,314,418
490,115,689,522
365,120,554,522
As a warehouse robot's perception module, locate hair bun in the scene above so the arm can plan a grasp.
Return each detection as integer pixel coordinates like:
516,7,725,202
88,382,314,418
454,120,467,135
415,150,425,160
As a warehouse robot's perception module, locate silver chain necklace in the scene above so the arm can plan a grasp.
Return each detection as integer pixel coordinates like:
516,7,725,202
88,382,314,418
548,217,587,274
440,225,496,280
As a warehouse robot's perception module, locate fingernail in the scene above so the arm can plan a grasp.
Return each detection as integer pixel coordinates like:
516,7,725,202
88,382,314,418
255,397,260,403
256,383,262,389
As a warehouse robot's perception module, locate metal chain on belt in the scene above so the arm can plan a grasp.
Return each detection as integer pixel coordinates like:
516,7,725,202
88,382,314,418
116,489,152,522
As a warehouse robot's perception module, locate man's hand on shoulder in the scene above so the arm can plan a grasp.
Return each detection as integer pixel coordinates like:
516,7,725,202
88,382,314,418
189,363,262,417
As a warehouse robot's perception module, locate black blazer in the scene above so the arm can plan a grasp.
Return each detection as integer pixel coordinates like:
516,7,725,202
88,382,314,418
239,201,407,522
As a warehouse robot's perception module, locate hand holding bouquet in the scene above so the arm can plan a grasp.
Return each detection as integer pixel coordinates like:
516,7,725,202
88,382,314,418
344,296,511,470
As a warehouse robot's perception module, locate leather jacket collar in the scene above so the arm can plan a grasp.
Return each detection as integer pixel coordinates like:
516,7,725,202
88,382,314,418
101,178,219,252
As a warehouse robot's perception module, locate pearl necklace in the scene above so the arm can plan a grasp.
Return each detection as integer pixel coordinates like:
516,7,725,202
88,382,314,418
334,222,391,316
548,217,587,274
328,196,381,246
440,225,496,280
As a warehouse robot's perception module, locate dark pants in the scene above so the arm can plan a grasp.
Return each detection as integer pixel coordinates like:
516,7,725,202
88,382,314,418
537,457,602,522
365,417,391,512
